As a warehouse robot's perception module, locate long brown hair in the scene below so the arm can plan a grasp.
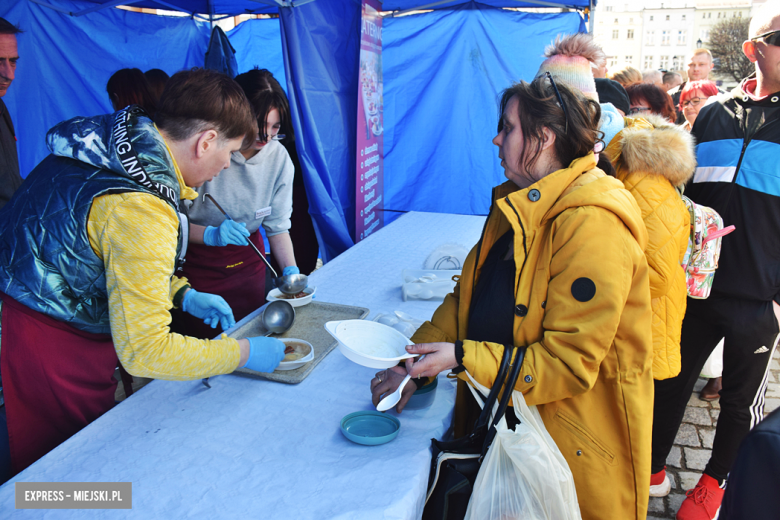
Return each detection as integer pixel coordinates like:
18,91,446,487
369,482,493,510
498,76,601,175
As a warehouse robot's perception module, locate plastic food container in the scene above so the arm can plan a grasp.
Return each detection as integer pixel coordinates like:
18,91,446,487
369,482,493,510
276,338,314,371
324,320,414,369
405,376,439,410
401,269,459,302
340,411,400,446
267,286,316,307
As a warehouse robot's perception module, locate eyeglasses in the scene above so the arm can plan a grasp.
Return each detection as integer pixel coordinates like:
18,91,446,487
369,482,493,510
545,72,569,134
628,106,652,115
751,29,780,47
681,97,704,108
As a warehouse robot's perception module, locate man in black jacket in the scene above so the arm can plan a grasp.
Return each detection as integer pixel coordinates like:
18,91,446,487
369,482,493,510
0,17,22,210
649,2,780,519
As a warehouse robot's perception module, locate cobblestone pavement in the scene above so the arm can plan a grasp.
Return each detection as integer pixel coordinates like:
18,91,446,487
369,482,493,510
647,348,780,519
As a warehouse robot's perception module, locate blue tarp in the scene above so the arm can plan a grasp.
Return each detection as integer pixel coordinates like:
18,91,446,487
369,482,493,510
2,0,585,263
0,0,284,177
383,4,585,215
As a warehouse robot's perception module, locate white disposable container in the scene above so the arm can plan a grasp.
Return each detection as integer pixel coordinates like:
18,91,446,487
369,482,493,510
276,338,314,371
324,320,414,369
267,286,316,307
401,269,459,302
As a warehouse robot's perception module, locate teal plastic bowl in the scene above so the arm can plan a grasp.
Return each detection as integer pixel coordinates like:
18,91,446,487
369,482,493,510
340,411,400,446
405,376,439,410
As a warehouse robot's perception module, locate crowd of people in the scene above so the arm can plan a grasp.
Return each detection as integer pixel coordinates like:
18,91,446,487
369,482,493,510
0,1,779,519
370,2,780,519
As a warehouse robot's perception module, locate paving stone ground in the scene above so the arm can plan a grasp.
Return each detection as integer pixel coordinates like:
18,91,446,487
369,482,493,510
647,348,780,519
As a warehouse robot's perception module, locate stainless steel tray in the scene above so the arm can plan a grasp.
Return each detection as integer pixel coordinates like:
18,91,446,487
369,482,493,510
229,300,369,384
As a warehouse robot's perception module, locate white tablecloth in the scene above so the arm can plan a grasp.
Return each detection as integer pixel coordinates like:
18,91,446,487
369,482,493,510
0,211,486,519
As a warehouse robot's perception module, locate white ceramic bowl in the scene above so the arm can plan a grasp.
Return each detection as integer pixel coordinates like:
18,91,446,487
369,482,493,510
267,286,315,307
324,320,414,369
276,338,314,371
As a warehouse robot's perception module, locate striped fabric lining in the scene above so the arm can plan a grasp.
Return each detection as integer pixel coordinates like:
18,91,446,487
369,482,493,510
749,332,780,430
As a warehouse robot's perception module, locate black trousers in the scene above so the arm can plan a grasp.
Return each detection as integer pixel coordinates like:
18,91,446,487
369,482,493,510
651,294,779,481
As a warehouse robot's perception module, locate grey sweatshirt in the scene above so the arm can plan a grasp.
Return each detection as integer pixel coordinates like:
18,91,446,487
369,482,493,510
187,140,295,236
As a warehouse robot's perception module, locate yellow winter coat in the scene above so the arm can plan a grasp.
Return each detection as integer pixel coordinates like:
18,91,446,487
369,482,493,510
412,155,654,520
606,115,695,380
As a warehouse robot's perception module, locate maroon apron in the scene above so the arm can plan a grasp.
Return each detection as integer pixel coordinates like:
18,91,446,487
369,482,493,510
170,230,266,339
0,293,122,475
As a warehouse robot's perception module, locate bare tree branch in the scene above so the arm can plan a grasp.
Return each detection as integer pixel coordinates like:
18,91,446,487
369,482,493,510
708,17,754,83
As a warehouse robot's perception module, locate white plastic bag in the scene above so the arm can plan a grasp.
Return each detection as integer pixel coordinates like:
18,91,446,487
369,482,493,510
463,371,581,520
700,338,724,379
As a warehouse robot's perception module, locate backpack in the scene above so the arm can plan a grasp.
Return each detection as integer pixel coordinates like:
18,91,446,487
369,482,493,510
681,195,735,299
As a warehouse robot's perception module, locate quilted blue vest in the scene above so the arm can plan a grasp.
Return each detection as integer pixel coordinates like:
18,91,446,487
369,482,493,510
0,107,183,334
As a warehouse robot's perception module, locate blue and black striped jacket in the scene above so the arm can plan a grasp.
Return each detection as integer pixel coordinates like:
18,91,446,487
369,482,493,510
687,76,780,304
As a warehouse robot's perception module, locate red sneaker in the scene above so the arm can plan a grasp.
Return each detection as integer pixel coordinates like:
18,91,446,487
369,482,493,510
650,467,671,497
676,474,725,520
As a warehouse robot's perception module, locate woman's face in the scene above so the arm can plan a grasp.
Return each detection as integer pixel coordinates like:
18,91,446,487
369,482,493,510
628,98,652,116
682,89,709,127
492,96,539,190
250,108,282,151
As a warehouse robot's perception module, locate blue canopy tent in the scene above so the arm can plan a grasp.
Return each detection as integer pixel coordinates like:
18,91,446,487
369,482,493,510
3,0,593,262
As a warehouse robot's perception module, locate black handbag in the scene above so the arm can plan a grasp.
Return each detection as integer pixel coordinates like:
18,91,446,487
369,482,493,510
422,344,526,520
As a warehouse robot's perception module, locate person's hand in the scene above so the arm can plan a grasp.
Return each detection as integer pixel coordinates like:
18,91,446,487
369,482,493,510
405,342,458,379
181,288,236,331
282,265,300,276
370,366,416,413
243,336,286,373
203,220,250,247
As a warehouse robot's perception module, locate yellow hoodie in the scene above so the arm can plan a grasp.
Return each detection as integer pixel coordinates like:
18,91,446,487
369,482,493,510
412,155,654,520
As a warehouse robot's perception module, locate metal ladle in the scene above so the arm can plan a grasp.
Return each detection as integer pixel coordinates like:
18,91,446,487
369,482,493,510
201,301,296,388
202,193,308,295
261,300,295,336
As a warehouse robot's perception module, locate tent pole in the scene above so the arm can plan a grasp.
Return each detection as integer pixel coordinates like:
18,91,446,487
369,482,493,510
589,0,594,33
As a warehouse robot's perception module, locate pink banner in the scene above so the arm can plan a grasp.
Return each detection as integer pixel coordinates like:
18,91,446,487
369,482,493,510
355,0,384,243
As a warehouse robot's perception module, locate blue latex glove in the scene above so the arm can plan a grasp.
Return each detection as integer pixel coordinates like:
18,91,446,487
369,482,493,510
203,220,250,247
244,336,286,373
181,288,236,331
282,266,300,276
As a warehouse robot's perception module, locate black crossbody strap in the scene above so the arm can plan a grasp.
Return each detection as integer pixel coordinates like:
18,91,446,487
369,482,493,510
468,343,515,439
481,346,527,458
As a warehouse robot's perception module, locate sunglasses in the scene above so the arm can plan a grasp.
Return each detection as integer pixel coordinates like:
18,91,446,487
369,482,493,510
681,97,704,108
545,72,569,134
751,29,780,47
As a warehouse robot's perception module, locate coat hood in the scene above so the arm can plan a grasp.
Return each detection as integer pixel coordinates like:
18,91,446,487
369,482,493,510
46,106,182,207
496,154,648,251
605,114,696,187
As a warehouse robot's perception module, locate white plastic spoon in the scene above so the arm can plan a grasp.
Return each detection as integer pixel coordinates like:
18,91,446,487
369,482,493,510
376,355,425,412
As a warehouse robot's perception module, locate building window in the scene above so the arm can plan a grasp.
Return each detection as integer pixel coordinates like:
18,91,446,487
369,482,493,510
612,30,619,39
672,56,680,70
666,15,670,21
700,29,710,42
646,30,655,45
662,30,670,45
660,56,669,69
630,17,633,23
609,57,618,68
738,11,742,17
627,29,634,40
682,14,686,21
605,5,612,11
650,15,654,21
718,12,721,18
644,56,654,69
678,30,687,45
702,12,706,19
625,56,633,65
708,12,711,18
614,18,619,24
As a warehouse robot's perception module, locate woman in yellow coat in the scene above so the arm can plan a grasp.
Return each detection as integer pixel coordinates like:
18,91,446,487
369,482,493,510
371,77,654,519
605,114,695,382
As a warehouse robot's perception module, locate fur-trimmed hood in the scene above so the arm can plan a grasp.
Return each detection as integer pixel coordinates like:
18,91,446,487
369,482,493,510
605,114,696,187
